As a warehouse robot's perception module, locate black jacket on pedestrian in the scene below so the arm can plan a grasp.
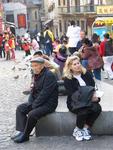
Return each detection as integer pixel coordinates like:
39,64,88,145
64,71,95,111
28,67,58,110
76,39,92,50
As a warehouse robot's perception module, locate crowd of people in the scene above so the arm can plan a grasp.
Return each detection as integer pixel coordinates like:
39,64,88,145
0,30,41,60
1,22,113,81
41,21,113,81
2,20,113,143
0,32,16,60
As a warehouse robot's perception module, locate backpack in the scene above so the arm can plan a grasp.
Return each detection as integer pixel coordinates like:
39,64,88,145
104,40,113,56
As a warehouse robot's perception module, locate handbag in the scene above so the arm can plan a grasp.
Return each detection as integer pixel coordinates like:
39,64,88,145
71,86,95,111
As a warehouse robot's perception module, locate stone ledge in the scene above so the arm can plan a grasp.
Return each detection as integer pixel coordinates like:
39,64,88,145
35,111,113,136
36,81,113,136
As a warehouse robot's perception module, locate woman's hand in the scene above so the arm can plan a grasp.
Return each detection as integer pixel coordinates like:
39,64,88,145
92,92,100,102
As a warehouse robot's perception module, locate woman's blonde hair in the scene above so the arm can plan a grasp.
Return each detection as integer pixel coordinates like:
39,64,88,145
63,55,86,79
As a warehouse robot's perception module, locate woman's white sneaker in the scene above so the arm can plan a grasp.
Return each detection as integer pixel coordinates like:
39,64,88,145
73,127,84,141
83,128,92,140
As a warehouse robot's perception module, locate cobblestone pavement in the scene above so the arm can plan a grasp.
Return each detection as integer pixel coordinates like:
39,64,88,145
0,51,113,150
0,51,31,149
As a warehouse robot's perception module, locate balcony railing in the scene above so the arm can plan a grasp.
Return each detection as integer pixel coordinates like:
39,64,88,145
33,0,42,5
57,5,97,14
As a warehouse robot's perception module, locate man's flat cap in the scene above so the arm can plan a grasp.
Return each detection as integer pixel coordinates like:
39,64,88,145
30,57,45,64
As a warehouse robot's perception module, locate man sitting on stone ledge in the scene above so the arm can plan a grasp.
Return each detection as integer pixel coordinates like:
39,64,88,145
11,57,58,143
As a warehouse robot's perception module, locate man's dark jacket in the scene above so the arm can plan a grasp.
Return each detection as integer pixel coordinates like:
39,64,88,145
28,67,58,110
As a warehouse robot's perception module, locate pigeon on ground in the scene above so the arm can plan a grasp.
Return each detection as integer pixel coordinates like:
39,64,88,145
14,75,19,79
11,66,16,71
25,64,29,67
18,68,22,71
23,74,27,78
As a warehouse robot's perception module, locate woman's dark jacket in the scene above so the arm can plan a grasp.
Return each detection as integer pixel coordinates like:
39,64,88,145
28,67,58,110
64,71,95,111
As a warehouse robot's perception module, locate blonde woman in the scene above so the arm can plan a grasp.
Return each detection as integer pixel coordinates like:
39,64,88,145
63,56,101,141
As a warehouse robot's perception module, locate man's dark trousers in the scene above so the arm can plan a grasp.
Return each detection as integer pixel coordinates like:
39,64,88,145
16,102,54,136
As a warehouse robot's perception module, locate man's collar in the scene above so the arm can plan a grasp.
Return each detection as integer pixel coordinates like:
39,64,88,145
34,67,46,78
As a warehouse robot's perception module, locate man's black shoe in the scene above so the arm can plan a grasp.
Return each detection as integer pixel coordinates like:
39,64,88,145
11,132,23,140
14,134,29,143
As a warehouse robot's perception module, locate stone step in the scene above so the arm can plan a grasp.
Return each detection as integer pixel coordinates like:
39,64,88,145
35,81,113,136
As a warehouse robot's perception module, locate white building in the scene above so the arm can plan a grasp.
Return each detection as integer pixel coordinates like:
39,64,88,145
3,2,27,36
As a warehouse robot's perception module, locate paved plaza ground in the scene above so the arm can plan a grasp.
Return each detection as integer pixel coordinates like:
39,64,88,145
0,51,113,150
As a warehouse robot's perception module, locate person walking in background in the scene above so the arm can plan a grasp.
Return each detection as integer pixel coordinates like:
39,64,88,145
0,33,3,58
82,46,103,80
79,38,92,69
53,39,61,54
2,37,6,58
78,37,103,80
36,32,41,47
8,34,16,60
63,56,101,141
60,32,68,44
99,33,113,80
39,31,45,49
4,40,11,60
91,33,101,46
4,31,9,41
22,39,31,57
91,33,103,80
31,37,39,51
44,26,54,56
66,20,81,54
2,31,9,58
16,35,22,50
24,30,31,43
77,31,92,51
54,45,67,75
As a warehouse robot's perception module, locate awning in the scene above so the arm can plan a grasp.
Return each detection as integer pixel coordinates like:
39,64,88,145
5,21,16,28
43,19,53,25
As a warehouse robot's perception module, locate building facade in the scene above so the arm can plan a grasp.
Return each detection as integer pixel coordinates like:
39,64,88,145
43,0,113,38
0,2,3,33
3,2,27,35
2,0,42,34
23,0,42,34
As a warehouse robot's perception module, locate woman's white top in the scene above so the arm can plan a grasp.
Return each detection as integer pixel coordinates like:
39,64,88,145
73,74,86,86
